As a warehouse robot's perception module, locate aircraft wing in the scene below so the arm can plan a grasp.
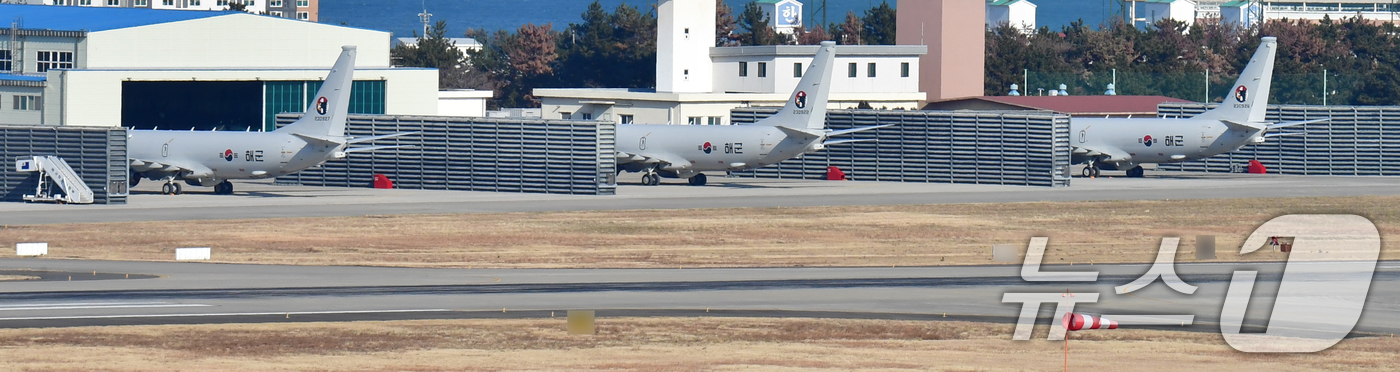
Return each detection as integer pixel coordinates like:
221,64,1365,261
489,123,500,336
129,158,213,178
1071,145,1132,162
615,151,692,171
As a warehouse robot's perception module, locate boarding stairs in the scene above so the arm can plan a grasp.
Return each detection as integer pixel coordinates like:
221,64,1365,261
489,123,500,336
18,156,94,204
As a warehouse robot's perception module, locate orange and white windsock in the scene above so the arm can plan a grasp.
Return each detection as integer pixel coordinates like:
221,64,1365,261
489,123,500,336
1063,313,1118,331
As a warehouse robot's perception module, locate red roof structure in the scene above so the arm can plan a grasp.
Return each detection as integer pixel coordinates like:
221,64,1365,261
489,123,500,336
922,95,1195,117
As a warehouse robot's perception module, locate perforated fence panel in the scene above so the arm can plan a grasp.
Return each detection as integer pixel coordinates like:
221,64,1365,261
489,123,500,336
1,125,128,204
275,114,616,195
1157,103,1400,176
728,109,1072,187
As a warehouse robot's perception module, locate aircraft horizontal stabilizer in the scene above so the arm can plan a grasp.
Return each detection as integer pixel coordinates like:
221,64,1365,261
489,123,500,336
1221,120,1267,132
823,138,874,146
291,132,347,147
343,145,415,154
347,132,420,144
1268,118,1328,130
826,124,894,137
775,126,822,142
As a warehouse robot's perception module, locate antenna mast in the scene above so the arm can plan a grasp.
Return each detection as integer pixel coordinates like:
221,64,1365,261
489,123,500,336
417,0,432,37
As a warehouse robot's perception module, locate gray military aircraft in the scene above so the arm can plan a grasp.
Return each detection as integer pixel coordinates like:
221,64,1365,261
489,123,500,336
128,46,411,195
616,41,886,186
1072,36,1325,177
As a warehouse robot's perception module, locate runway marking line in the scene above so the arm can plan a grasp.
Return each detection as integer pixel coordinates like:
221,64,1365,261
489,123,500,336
0,308,453,321
0,303,212,312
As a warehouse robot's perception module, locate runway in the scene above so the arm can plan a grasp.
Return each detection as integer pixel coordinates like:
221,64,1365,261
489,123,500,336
2,259,1398,338
3,171,1399,225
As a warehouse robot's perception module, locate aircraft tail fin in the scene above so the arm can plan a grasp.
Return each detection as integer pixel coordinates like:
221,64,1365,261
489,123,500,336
1193,37,1276,124
752,41,836,131
277,46,357,138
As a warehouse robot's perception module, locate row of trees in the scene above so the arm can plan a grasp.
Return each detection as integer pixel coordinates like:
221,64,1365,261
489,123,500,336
987,16,1400,105
718,0,896,46
391,1,899,109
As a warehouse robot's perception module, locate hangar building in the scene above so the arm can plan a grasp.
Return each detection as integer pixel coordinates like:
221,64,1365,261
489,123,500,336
0,4,438,131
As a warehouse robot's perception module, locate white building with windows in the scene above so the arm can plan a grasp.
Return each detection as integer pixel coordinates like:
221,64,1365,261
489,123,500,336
535,0,925,127
0,4,435,129
1256,1,1400,23
25,0,317,22
1141,0,1198,27
986,0,1036,31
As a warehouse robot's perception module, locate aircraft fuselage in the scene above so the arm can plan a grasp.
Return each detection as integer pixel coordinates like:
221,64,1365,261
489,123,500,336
615,124,817,176
128,130,341,184
1070,117,1262,168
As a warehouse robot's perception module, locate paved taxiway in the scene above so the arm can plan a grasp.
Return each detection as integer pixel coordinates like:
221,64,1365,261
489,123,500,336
3,172,1399,225
1,259,1397,337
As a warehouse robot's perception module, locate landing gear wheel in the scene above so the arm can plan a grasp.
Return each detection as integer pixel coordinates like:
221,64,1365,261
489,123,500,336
688,173,708,186
172,182,183,195
1126,166,1144,178
641,174,656,186
1081,166,1101,178
161,183,173,195
215,181,234,195
649,174,661,186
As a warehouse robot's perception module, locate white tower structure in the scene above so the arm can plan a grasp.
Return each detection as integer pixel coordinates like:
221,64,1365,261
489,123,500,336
657,0,716,93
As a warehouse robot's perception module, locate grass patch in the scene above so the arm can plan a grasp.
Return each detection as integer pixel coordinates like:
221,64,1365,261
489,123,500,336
2,196,1398,268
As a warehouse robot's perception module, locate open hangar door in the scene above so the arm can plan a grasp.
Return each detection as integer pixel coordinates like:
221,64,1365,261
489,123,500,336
121,81,263,131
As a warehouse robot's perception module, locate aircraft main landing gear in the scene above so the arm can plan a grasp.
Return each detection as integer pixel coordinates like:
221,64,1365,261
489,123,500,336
687,173,707,186
640,173,661,186
1080,165,1101,178
214,181,235,195
160,180,183,195
1125,166,1145,178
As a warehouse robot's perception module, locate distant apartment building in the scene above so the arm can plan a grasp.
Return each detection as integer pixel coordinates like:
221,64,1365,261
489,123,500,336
987,0,1037,32
23,0,317,22
1206,1,1399,27
1141,0,1199,27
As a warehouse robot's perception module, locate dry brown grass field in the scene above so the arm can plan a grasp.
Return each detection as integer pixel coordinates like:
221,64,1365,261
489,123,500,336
2,196,1397,268
0,317,1394,371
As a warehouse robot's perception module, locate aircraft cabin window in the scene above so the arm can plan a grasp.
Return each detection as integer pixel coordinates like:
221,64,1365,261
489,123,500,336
848,62,857,78
739,62,748,77
758,62,767,78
